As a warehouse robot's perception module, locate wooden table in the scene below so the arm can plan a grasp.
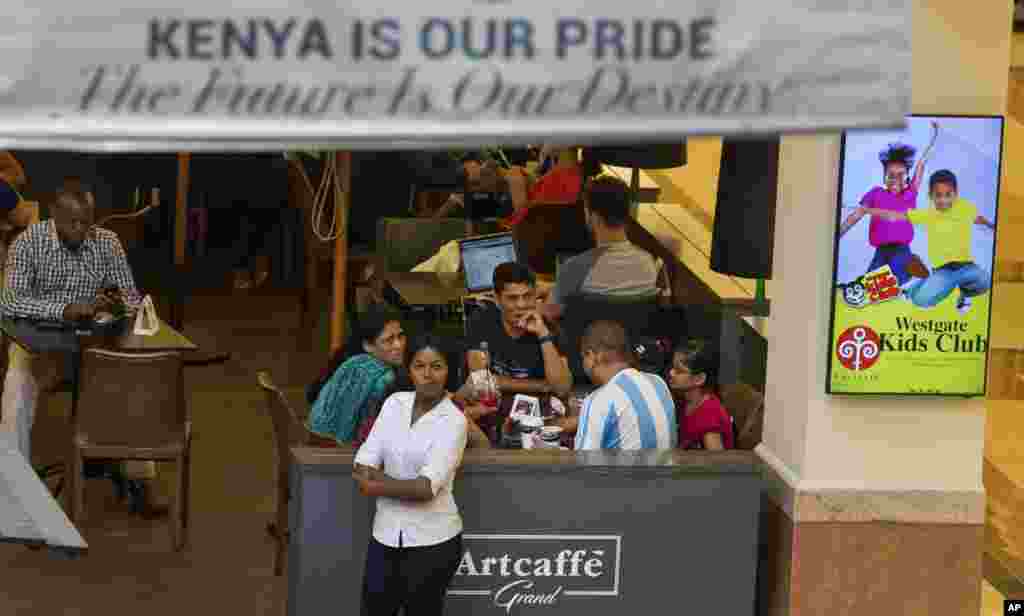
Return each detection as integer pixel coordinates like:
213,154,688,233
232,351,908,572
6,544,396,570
2,316,196,417
1,316,197,355
386,272,468,306
0,432,86,555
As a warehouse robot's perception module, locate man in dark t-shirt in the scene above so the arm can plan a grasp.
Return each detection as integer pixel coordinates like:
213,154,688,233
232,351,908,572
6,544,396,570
461,262,572,438
466,304,547,382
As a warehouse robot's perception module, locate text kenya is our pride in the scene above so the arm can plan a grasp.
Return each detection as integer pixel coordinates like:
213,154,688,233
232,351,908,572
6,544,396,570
144,17,717,62
78,17,782,117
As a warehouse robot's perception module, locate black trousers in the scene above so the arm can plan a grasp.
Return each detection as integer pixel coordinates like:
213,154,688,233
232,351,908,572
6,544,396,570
362,533,463,616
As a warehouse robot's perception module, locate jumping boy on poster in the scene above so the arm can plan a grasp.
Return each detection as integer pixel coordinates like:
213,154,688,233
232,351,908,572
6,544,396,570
857,169,995,315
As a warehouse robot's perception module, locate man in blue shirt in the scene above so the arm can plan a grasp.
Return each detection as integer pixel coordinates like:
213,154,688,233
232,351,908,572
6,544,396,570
574,321,677,451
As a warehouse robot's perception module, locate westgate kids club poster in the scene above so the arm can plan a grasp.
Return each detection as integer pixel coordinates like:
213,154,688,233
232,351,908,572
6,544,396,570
827,115,1004,395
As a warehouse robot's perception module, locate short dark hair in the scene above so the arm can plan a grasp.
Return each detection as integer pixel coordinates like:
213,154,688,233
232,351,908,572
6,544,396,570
585,175,631,227
405,332,450,369
673,339,721,396
581,320,632,362
493,261,535,294
929,169,958,192
61,177,92,194
879,143,916,169
54,177,94,211
355,306,402,348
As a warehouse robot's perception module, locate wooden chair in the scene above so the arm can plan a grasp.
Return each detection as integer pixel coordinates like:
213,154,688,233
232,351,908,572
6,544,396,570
258,371,339,576
69,349,190,549
719,382,765,451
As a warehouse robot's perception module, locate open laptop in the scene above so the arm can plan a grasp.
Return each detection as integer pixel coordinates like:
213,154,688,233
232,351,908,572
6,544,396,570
458,232,517,332
459,232,518,294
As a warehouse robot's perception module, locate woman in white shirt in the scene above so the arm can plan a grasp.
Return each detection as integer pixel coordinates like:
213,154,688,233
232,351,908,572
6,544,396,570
353,333,469,616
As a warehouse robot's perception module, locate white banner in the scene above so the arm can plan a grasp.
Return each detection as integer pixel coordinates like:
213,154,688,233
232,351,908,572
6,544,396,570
0,0,910,150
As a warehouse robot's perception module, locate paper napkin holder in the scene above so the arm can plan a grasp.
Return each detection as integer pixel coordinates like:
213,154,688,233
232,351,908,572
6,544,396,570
132,295,160,336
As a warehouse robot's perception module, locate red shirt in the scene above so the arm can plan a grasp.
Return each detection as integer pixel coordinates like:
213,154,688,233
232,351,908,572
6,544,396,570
504,165,583,227
678,395,734,450
528,165,582,203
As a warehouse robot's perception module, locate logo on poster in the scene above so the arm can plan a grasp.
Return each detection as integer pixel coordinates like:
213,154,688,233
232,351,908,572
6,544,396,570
448,534,621,614
836,326,881,371
840,266,900,309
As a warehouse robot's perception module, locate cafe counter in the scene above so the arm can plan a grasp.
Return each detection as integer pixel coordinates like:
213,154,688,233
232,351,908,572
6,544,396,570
287,448,762,616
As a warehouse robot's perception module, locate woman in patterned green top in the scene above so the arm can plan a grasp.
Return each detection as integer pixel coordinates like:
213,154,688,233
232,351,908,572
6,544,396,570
307,308,407,445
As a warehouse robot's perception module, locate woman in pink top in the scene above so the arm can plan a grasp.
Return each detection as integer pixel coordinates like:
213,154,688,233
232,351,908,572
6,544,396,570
666,340,734,451
839,121,939,285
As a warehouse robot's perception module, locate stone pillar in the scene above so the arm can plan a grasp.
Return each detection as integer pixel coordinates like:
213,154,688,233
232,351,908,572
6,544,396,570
756,1,1012,614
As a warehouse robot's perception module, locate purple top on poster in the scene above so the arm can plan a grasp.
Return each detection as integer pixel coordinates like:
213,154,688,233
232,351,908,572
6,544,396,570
861,186,917,246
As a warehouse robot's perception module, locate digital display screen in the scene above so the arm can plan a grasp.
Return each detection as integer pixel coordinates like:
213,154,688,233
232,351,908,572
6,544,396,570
827,115,1004,396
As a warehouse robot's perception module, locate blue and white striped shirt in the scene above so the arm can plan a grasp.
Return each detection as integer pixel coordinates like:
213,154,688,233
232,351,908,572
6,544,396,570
574,368,677,451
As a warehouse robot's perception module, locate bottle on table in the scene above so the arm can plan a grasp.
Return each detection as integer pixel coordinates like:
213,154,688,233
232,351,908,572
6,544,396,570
473,341,503,444
476,341,500,410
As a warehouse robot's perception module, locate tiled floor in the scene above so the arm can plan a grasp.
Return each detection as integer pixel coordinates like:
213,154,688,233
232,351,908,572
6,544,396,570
0,287,1020,614
0,289,325,615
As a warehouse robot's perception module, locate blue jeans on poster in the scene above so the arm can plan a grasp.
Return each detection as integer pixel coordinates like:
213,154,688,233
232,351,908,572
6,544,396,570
867,243,913,285
905,262,990,308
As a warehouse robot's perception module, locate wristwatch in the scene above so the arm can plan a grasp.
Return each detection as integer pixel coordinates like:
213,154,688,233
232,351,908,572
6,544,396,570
537,335,557,346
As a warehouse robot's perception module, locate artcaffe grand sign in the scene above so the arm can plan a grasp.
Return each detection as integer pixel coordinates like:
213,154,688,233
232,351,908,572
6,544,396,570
0,0,908,150
448,534,622,614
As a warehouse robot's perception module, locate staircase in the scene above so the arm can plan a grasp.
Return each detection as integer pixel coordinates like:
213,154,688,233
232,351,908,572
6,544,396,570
987,71,1024,399
623,137,768,390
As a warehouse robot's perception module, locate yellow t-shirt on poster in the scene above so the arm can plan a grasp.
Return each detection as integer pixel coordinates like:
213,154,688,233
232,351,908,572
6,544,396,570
906,198,977,268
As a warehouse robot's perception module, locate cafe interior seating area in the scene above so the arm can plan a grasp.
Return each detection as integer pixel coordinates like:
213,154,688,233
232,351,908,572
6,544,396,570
5,34,1024,610
0,143,774,601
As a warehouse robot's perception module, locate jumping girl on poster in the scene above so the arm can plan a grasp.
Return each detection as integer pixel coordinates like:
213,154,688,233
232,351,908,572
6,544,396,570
858,169,995,315
838,121,940,286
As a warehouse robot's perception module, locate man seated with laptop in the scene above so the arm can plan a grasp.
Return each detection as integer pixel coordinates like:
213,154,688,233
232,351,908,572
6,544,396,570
460,262,572,441
390,231,552,308
460,232,553,304
0,180,141,461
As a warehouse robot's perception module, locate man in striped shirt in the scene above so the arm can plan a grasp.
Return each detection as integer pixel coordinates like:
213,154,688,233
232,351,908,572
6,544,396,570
0,182,140,461
574,321,677,451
